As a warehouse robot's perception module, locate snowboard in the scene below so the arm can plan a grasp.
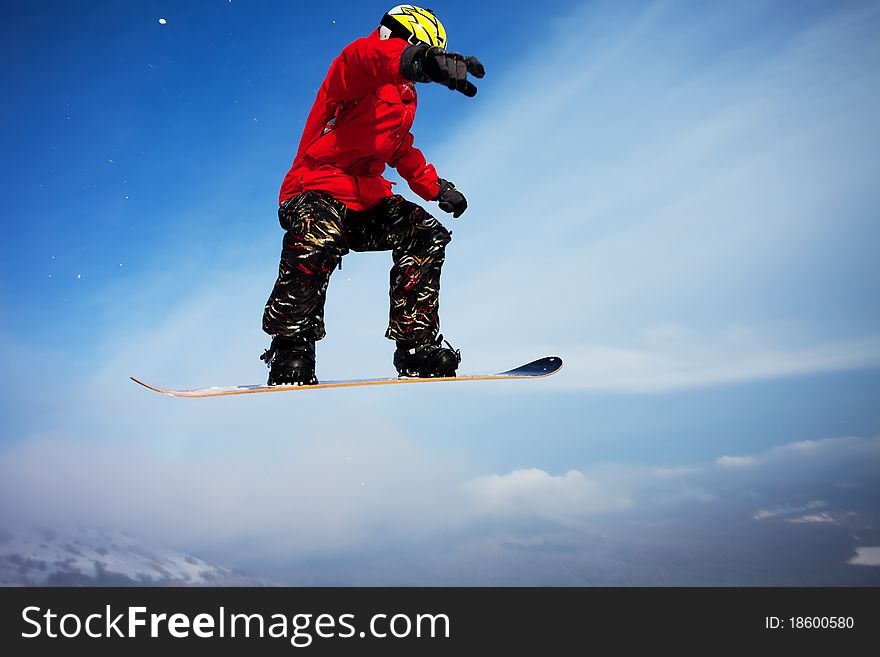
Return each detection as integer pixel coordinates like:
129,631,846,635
131,356,562,398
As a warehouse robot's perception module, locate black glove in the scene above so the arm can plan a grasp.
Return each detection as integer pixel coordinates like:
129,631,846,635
436,179,467,218
401,45,485,97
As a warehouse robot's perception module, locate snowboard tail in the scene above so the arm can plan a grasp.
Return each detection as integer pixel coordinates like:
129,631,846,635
131,356,563,398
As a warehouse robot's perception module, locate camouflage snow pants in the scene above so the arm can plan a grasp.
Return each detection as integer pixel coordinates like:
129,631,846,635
262,190,451,343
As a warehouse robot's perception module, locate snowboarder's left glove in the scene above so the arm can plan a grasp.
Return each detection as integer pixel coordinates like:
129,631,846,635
436,179,467,218
401,45,485,97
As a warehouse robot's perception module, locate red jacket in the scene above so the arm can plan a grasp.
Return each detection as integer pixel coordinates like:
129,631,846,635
279,31,441,211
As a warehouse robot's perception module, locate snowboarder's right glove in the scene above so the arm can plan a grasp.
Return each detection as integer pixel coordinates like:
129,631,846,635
401,45,485,97
436,179,467,218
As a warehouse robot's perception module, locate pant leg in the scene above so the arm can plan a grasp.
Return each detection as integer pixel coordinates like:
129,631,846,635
344,195,451,344
262,191,349,340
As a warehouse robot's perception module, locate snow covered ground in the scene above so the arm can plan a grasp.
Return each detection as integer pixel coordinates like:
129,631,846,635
0,527,271,586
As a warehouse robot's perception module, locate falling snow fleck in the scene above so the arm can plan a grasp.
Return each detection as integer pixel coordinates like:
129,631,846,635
158,18,167,25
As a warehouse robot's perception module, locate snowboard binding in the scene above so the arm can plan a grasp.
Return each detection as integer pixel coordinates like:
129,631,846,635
394,334,461,378
261,336,318,386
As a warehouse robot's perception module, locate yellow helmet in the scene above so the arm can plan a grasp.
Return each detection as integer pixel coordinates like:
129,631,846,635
379,5,447,50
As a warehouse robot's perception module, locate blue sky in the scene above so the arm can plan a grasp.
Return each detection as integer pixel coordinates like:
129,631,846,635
1,0,879,585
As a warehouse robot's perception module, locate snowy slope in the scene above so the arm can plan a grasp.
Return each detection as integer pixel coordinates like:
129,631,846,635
0,526,272,586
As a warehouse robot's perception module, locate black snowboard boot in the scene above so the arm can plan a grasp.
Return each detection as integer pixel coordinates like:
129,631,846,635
394,334,461,378
260,335,318,386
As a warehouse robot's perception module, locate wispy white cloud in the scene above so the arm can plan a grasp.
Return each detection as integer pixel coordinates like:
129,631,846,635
716,455,758,468
534,334,880,393
465,468,634,522
426,0,880,390
787,512,839,525
773,436,880,457
753,501,828,520
848,547,880,567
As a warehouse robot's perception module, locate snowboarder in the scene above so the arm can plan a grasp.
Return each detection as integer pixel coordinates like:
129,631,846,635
261,5,485,385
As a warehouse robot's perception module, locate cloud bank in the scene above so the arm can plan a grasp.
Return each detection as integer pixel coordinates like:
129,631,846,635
2,429,878,584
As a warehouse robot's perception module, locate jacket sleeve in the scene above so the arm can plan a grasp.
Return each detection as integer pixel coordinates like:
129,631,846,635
323,37,409,102
388,131,441,201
